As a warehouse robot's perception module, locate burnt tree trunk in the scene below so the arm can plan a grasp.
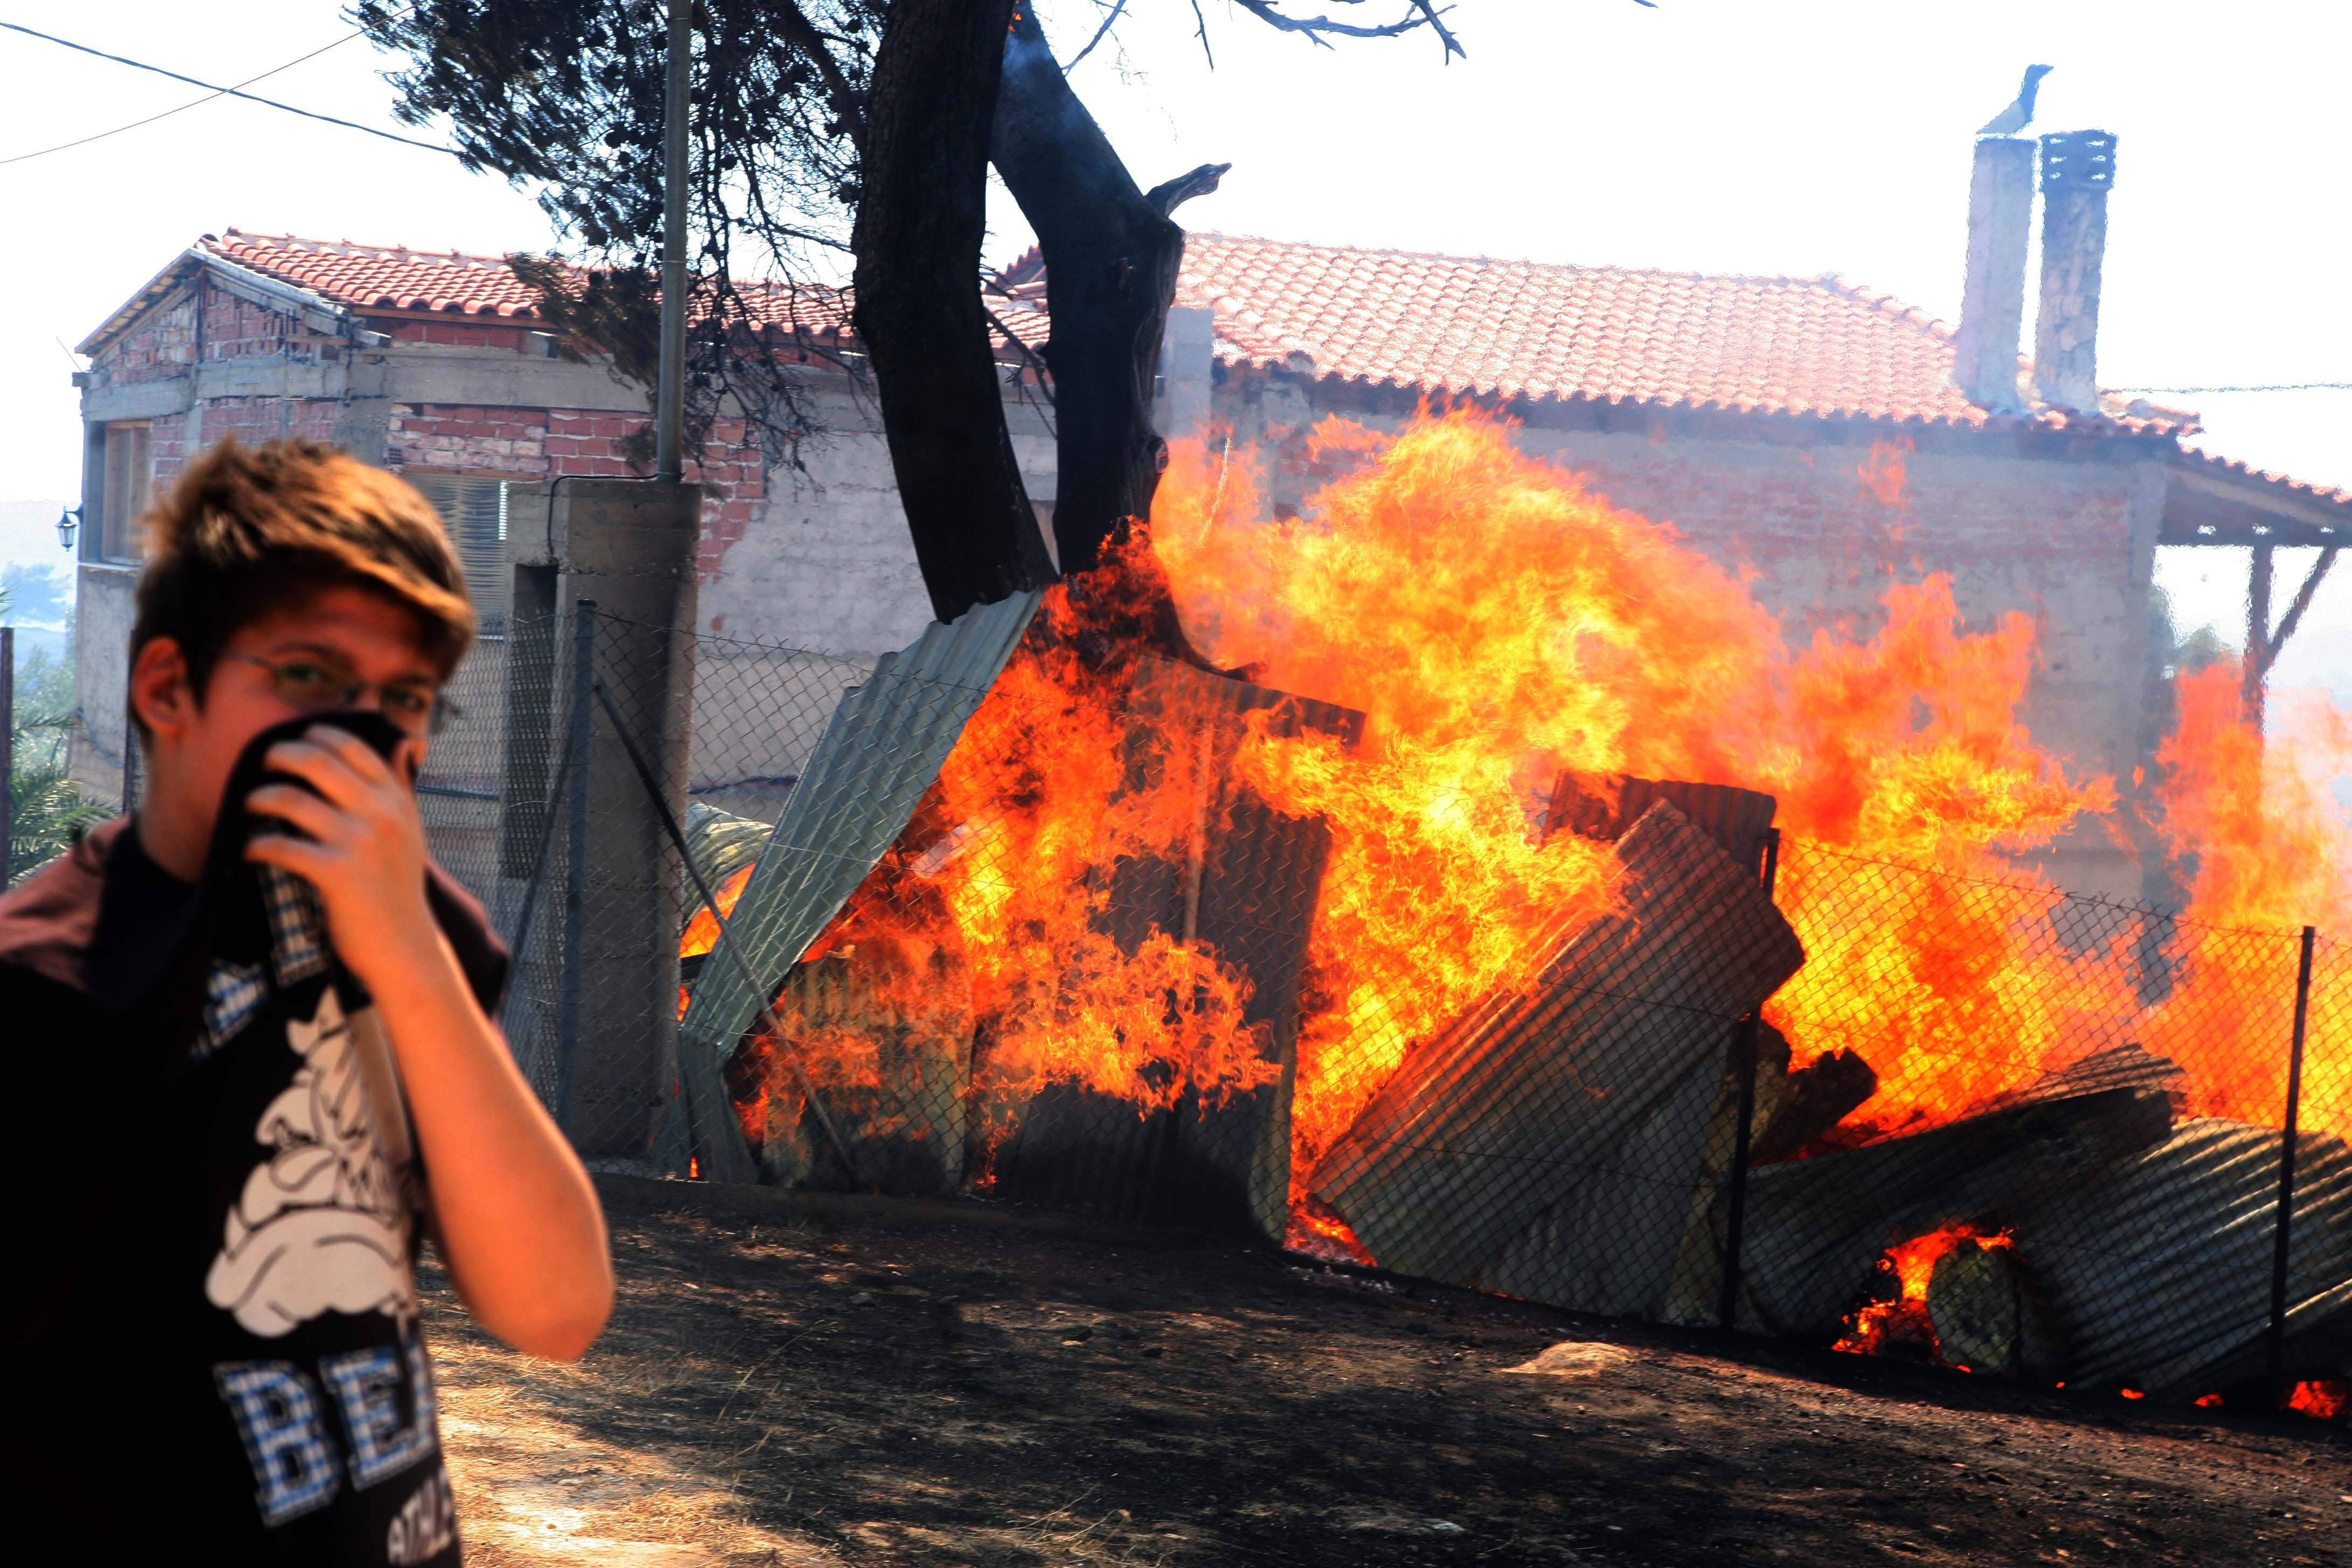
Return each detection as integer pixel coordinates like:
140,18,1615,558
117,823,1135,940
851,0,1056,624
992,4,1227,660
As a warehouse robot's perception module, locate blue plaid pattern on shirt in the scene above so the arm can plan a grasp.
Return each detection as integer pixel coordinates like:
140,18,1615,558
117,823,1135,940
257,864,329,986
214,1361,343,1527
201,960,271,1054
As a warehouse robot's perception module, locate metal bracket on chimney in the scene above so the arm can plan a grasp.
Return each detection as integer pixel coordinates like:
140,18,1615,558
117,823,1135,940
2039,130,2117,192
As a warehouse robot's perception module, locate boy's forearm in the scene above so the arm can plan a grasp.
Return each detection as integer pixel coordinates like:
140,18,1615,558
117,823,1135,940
361,923,614,1360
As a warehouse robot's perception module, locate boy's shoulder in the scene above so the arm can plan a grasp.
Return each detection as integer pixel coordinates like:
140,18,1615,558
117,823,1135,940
0,816,126,996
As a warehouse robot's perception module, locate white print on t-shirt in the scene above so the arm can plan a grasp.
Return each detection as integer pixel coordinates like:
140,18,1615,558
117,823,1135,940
385,1462,458,1564
206,987,418,1336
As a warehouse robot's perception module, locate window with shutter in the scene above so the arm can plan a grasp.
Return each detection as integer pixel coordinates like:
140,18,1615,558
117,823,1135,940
402,473,512,632
102,422,152,563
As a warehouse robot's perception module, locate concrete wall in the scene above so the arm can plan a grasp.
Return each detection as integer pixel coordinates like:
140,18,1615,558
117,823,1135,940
697,377,1059,662
67,563,137,804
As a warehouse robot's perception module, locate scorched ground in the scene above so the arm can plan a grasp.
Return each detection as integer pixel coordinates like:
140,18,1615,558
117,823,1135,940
424,1179,2352,1566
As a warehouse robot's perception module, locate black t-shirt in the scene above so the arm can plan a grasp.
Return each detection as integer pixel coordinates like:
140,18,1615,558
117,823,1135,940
0,814,507,1562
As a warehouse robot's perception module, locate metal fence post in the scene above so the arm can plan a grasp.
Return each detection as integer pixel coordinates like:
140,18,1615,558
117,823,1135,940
1719,826,1782,1331
554,600,597,1135
1,626,14,882
2266,924,2319,1397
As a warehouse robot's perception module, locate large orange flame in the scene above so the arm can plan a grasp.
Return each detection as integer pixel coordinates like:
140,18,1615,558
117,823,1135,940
1152,409,2138,1178
704,405,2350,1243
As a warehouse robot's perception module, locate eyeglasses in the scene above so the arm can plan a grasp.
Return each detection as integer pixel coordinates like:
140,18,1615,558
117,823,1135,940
226,653,461,737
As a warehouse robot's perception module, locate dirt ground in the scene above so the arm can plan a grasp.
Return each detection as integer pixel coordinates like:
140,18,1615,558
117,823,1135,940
422,1175,2352,1567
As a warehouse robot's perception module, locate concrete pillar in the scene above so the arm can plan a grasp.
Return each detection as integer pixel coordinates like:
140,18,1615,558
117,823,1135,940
2033,130,2118,414
500,478,702,1157
1952,136,2036,412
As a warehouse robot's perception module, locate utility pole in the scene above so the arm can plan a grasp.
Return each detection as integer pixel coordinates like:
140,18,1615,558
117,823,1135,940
521,0,705,1158
655,0,690,482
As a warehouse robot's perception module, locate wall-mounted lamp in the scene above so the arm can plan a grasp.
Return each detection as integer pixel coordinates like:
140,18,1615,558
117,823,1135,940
57,503,81,552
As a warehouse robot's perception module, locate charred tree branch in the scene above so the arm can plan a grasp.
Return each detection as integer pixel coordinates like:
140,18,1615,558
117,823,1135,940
1063,0,1131,71
1229,0,1464,57
992,4,1222,661
853,0,1054,623
1147,160,1233,216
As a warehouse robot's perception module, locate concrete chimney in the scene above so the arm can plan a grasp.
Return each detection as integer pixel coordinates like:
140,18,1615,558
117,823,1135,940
1952,136,2036,412
2032,129,2118,412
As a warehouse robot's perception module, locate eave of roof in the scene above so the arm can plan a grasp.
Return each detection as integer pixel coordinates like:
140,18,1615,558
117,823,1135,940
2162,445,2352,548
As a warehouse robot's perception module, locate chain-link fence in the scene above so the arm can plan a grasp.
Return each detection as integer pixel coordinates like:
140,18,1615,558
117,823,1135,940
418,603,866,1165
420,597,2352,1411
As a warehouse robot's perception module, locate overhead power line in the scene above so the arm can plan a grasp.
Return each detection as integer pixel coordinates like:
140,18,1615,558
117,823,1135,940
2112,383,2352,395
0,20,459,158
0,29,366,167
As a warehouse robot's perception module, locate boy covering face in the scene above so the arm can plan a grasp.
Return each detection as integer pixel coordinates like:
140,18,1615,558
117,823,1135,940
0,440,613,1561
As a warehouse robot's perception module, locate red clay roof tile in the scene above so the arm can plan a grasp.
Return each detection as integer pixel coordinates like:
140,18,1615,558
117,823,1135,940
1000,234,2166,432
156,228,2282,463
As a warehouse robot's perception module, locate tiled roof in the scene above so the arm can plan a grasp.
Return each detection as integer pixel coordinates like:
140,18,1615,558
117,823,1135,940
200,230,860,338
1023,234,2182,432
208,230,547,316
102,228,2287,457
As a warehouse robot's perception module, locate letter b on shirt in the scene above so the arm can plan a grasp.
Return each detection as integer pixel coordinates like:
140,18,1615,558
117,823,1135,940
214,1361,341,1526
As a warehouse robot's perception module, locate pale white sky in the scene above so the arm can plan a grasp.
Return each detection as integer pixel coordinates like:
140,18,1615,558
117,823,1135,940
1,0,2344,687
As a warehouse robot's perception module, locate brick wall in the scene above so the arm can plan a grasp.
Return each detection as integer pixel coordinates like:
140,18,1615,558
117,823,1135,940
377,318,537,352
144,399,344,491
388,403,765,581
88,277,352,387
95,292,197,386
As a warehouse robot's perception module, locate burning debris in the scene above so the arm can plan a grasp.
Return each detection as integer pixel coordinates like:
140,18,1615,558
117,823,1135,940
984,655,1361,1237
671,408,2350,1409
1311,799,1804,1295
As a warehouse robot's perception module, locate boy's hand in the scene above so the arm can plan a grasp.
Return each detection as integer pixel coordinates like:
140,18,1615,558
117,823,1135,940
243,723,439,985
243,719,614,1359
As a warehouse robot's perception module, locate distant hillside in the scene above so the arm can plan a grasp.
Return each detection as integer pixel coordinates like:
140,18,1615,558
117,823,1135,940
0,499,74,666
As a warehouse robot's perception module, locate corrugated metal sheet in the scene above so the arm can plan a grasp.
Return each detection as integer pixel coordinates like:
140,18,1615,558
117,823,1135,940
2012,1118,2352,1396
1313,801,1806,1285
674,590,1044,1179
1736,1086,2175,1338
1467,1040,1728,1317
1547,772,1778,872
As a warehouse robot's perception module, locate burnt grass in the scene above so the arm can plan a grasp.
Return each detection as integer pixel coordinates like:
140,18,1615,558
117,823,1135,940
421,1175,2352,1566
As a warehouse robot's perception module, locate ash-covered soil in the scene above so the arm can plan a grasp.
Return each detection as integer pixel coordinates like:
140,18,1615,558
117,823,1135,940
423,1177,2352,1567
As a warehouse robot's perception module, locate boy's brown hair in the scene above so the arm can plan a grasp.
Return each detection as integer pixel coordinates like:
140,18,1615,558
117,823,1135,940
130,439,475,711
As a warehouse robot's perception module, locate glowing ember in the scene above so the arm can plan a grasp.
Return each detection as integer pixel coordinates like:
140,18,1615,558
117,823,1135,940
1285,1200,1378,1268
1832,1224,2013,1363
2289,1380,2349,1420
